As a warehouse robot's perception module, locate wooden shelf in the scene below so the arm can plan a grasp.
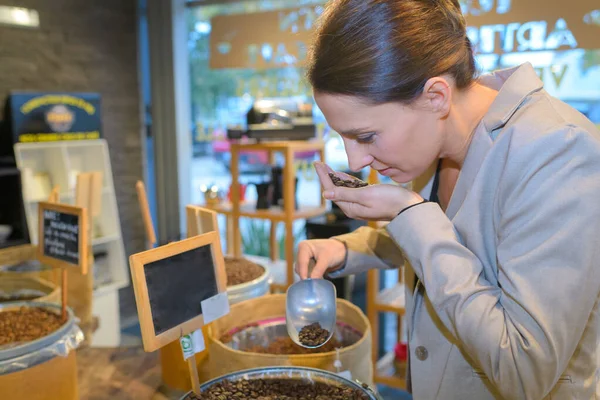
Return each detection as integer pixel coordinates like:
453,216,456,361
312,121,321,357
375,283,406,314
375,351,407,389
231,140,324,152
222,140,326,290
204,202,327,222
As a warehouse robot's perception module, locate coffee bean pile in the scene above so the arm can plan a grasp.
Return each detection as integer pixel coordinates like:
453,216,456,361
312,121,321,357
225,257,265,286
248,336,343,355
0,307,63,345
298,322,330,347
329,173,368,188
186,378,370,400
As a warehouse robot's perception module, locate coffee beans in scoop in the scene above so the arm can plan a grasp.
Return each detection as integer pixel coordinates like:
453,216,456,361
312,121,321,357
298,322,330,347
329,172,368,188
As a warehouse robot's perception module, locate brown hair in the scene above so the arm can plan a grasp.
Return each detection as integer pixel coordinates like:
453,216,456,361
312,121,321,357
307,0,476,104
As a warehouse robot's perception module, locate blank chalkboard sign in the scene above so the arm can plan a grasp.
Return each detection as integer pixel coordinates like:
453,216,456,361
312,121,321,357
129,231,227,352
146,244,218,335
37,202,88,272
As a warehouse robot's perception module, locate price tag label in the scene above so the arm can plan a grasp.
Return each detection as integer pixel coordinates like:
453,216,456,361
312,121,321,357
201,292,230,324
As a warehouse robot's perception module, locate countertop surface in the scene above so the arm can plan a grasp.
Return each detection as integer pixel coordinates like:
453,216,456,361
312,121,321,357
77,346,176,400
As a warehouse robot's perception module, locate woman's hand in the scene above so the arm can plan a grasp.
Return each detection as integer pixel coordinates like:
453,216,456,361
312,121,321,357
314,162,424,221
295,239,347,279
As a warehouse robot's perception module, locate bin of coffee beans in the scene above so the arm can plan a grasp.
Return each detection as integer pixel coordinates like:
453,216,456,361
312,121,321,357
0,306,63,346
298,322,330,347
225,256,265,286
183,367,379,400
329,172,369,188
187,377,370,399
220,318,360,355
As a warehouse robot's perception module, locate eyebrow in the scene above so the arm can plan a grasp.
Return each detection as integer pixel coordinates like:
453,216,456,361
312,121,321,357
338,127,373,136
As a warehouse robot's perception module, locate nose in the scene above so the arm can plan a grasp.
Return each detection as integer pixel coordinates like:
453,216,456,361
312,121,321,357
343,139,373,172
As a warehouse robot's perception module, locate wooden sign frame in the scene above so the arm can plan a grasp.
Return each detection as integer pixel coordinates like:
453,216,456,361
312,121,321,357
37,201,89,273
186,205,218,237
129,231,227,352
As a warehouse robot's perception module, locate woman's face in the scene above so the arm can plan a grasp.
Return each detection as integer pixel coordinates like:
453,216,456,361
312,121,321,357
314,92,445,183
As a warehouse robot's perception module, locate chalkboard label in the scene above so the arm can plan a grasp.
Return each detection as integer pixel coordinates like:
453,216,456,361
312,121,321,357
146,244,218,335
129,231,227,352
37,202,88,272
43,209,80,265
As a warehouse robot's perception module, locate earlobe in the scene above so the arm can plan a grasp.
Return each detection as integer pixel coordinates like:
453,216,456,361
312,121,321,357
423,77,451,116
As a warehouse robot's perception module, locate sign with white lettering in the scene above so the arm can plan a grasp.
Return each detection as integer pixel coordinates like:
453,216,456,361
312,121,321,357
463,0,598,55
463,0,600,101
208,1,598,70
37,202,88,272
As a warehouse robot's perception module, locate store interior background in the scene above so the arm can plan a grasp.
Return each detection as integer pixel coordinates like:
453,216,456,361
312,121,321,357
0,0,598,398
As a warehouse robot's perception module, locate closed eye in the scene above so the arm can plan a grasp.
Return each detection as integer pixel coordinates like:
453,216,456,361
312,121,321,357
356,133,375,144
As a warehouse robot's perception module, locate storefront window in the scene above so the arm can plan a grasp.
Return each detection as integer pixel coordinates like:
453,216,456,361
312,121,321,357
186,0,335,257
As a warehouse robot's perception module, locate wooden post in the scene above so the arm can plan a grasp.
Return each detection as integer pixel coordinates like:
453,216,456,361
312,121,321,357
136,181,157,248
48,186,60,203
61,267,68,321
187,357,201,394
267,150,278,261
47,190,68,321
230,144,241,257
367,168,381,365
186,205,218,237
75,172,102,342
283,147,295,289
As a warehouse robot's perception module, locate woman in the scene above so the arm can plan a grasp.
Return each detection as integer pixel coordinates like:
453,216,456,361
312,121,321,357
295,0,600,399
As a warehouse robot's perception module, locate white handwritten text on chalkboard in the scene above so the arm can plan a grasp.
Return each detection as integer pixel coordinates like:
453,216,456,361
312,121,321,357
43,209,80,266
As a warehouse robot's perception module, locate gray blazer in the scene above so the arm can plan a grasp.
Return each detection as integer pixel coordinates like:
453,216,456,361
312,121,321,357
330,63,600,399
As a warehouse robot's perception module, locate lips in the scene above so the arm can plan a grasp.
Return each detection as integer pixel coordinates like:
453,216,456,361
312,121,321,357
377,168,392,176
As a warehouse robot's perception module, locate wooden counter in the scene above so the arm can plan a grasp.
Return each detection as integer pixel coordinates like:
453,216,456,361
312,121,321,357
77,346,179,400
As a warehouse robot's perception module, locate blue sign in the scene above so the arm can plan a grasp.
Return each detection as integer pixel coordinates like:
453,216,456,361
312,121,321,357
7,92,102,143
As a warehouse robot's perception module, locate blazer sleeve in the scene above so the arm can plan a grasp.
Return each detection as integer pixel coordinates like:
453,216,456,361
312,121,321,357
385,125,600,400
326,226,404,278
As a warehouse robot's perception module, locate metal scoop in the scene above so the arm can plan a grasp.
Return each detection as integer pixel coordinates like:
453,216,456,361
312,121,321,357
286,260,337,348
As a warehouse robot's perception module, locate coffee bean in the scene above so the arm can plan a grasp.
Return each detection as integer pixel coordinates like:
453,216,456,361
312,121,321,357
225,257,265,286
186,377,370,399
0,306,62,345
329,173,368,188
298,322,330,347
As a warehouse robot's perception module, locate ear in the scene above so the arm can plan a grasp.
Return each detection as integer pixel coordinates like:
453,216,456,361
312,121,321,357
421,77,452,117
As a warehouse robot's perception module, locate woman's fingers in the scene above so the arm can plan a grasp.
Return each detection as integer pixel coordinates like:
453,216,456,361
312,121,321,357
313,162,336,190
295,242,313,280
310,256,331,279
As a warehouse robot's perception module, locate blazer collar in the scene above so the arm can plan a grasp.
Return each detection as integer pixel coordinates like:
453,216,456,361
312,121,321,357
479,62,544,133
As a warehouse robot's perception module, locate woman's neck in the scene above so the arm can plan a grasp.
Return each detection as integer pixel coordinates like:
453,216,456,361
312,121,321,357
441,82,498,166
